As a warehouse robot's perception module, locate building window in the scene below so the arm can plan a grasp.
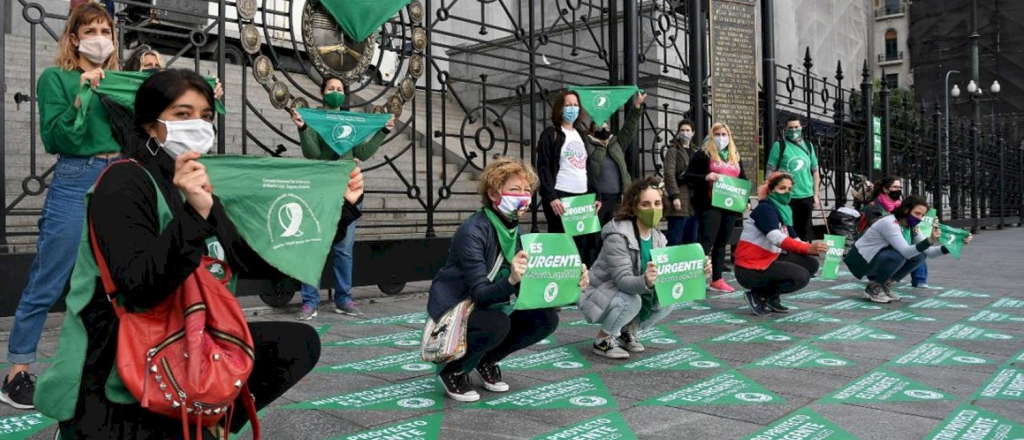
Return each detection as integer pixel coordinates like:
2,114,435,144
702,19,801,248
885,74,899,88
885,30,898,60
886,0,901,13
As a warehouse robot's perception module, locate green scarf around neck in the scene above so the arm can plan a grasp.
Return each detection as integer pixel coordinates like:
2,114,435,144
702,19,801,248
766,192,793,226
482,208,518,264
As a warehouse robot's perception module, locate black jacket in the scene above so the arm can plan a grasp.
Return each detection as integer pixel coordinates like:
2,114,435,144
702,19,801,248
536,124,595,202
682,150,748,212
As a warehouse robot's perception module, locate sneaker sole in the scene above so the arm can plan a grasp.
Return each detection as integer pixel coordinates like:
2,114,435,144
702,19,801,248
766,307,789,313
443,390,480,402
480,381,510,393
863,291,891,303
592,347,630,359
297,311,318,321
0,392,34,410
334,310,362,316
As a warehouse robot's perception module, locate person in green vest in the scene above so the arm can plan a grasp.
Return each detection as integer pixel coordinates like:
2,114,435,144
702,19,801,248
288,76,395,320
765,115,820,242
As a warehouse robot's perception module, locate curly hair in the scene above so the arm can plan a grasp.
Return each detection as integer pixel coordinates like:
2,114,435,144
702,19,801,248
614,176,665,221
477,156,540,206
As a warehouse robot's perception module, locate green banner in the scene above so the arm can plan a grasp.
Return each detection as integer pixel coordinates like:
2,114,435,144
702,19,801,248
529,412,638,440
965,310,1024,323
285,377,444,410
636,325,681,345
705,326,795,344
463,374,617,410
938,289,991,298
199,156,352,286
872,116,882,170
740,408,858,440
710,176,751,212
821,234,846,280
923,404,1024,440
788,290,842,301
638,371,785,406
973,367,1024,400
315,351,433,373
888,342,992,367
296,108,392,157
88,70,225,114
812,325,899,342
932,324,1014,341
323,329,423,347
499,347,590,371
820,369,953,404
866,310,937,322
326,413,443,440
517,234,583,310
610,346,726,372
319,0,412,42
990,298,1024,309
909,298,971,309
937,223,970,260
559,194,601,236
0,413,56,440
348,312,429,326
567,85,639,126
772,311,845,324
743,345,855,369
649,244,707,306
677,311,749,325
821,299,883,311
828,282,867,291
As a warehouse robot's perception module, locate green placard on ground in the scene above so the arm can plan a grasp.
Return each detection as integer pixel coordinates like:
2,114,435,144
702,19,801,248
1011,349,1024,365
742,345,855,369
323,329,424,347
500,347,590,371
348,312,429,326
888,342,991,367
565,318,600,327
739,407,859,440
932,324,1015,341
711,175,752,212
910,298,971,309
678,311,749,325
772,311,846,324
828,282,866,291
559,194,601,237
867,310,937,322
0,413,56,440
638,371,785,406
229,409,267,440
532,335,557,347
528,412,639,440
636,325,681,345
922,404,1024,440
314,325,333,336
326,413,444,440
965,310,1024,323
973,367,1024,400
990,298,1024,309
705,326,795,343
819,369,953,404
611,346,726,372
937,224,970,260
821,299,884,311
518,234,583,310
788,290,843,301
650,244,708,305
937,289,991,298
675,301,713,311
463,374,617,410
315,351,433,374
812,325,900,342
821,234,846,280
284,377,445,410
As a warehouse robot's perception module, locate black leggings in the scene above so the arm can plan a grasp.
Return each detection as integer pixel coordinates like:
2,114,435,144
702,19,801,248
790,196,816,242
699,208,737,282
735,253,820,299
441,308,559,375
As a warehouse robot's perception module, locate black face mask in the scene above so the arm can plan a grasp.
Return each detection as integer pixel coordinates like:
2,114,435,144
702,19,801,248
889,190,903,200
142,68,161,73
594,129,611,140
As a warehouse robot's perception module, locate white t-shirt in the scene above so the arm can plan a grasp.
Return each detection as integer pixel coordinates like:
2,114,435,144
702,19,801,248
555,127,588,194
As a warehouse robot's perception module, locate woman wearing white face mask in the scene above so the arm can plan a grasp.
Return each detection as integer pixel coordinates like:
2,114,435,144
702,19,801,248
2,3,124,410
683,122,748,293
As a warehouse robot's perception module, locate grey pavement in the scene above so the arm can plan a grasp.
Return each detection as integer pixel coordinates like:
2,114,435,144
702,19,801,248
2,226,1024,439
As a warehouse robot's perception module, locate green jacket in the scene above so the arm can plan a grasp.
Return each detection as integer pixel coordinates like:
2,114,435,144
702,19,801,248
586,105,641,193
298,115,387,161
37,66,121,156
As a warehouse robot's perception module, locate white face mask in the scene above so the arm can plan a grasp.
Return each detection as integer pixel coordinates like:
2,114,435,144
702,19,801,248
155,119,215,158
495,194,531,218
714,135,730,150
77,36,114,65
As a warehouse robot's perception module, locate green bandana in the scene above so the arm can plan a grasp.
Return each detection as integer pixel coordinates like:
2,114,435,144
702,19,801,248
567,85,640,126
320,0,412,42
718,148,730,161
483,208,518,264
295,108,392,157
85,70,225,114
767,192,793,226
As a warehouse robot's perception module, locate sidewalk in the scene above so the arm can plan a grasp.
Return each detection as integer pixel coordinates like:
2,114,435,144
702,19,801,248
2,227,1023,439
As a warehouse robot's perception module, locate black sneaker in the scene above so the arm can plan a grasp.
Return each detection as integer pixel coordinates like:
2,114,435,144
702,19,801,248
744,291,768,316
438,371,479,402
1,371,36,410
765,296,789,313
863,282,891,303
475,362,509,393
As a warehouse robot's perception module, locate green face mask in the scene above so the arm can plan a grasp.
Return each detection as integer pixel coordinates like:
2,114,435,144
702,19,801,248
323,91,345,109
768,190,792,206
785,128,802,142
637,208,663,228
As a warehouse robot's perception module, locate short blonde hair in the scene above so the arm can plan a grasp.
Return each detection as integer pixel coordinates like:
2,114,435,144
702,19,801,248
478,156,540,206
55,3,120,71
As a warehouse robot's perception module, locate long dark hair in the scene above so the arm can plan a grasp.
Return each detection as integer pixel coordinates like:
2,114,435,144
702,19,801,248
870,176,901,200
129,69,214,159
892,195,928,219
551,90,582,128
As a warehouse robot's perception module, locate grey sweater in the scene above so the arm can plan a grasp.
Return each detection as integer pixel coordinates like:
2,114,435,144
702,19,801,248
845,214,945,279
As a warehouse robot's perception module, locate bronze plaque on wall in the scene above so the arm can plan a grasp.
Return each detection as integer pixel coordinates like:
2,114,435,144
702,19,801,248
710,0,759,182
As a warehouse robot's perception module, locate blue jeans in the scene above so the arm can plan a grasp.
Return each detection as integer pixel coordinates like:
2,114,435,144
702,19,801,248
667,216,699,246
865,248,926,285
911,262,928,286
300,213,358,308
8,155,120,364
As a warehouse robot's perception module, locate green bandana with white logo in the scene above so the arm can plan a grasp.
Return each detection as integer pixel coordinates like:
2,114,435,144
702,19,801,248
296,108,392,157
567,85,640,126
319,0,412,42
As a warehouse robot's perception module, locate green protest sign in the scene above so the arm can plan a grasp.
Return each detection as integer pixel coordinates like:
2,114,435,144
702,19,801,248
567,85,640,126
705,326,795,344
932,324,1014,341
788,290,843,301
529,412,638,440
326,413,443,440
821,234,846,280
965,310,1024,323
711,175,751,212
500,347,591,371
638,371,785,406
285,377,444,410
772,311,846,324
741,408,858,440
990,298,1024,309
319,0,412,42
829,282,867,290
323,329,423,347
866,310,937,322
636,325,681,345
463,374,617,410
973,367,1024,400
610,346,726,372
819,369,953,404
315,351,433,373
677,311,748,325
922,405,1024,440
743,345,854,370
812,325,899,342
938,289,991,298
888,342,992,367
348,312,429,326
0,413,56,440
909,298,971,309
918,208,938,237
650,244,707,306
532,335,557,347
86,70,225,114
937,223,970,260
821,299,883,311
296,108,392,157
199,156,353,286
559,194,600,236
517,234,583,310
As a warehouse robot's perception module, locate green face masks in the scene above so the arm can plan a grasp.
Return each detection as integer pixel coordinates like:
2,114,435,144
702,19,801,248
768,190,792,206
637,208,663,228
323,91,345,109
785,128,802,142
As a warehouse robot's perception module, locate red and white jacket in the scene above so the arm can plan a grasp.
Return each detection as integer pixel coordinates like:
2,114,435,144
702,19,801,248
735,202,812,270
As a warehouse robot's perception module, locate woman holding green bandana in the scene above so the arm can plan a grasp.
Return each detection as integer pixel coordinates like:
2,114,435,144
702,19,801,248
734,172,828,316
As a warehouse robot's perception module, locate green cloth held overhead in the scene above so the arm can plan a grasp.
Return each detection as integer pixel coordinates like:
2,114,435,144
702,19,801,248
85,70,225,114
567,85,640,126
319,0,412,42
295,108,392,157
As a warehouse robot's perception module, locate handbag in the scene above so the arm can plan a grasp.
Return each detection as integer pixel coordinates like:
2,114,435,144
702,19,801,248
420,298,475,364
